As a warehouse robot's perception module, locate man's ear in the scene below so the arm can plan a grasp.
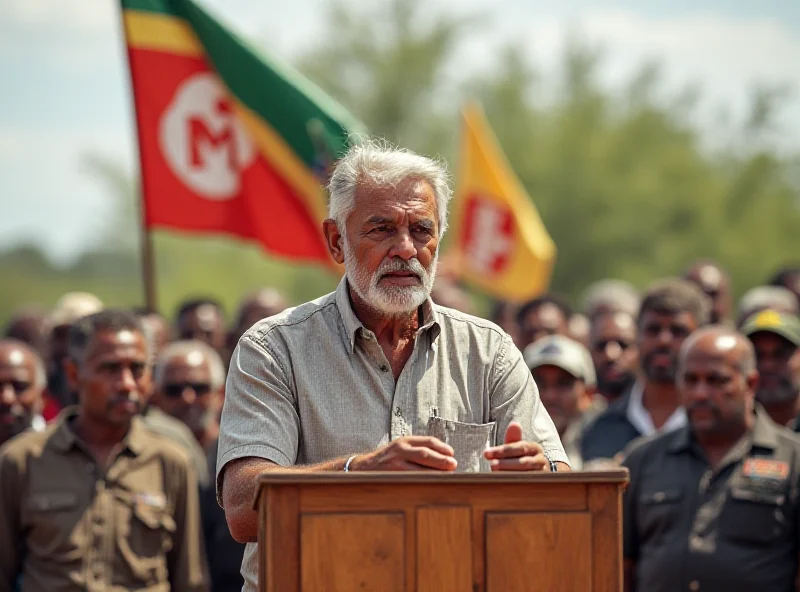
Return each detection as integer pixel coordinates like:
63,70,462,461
323,218,345,265
746,369,759,395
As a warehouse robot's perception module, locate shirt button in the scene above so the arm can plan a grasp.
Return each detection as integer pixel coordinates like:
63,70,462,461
653,491,666,502
689,580,700,591
380,364,389,372
394,407,402,417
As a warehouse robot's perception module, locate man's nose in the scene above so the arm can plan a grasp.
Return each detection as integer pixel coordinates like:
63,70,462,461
657,327,673,346
118,367,137,392
604,341,622,361
0,383,16,406
181,387,197,405
388,229,417,260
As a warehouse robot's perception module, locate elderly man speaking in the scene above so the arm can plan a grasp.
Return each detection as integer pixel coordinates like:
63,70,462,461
217,141,568,589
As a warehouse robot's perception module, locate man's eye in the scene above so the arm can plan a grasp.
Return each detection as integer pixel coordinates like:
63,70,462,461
370,226,389,234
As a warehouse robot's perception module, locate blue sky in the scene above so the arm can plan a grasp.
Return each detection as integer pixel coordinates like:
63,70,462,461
2,0,799,264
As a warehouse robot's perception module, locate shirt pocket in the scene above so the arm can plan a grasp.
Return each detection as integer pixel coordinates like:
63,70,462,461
637,489,684,547
428,416,496,473
25,492,82,557
721,485,788,544
114,491,176,586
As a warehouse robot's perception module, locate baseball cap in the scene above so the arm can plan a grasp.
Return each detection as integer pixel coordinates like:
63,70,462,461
741,309,800,348
523,335,597,387
49,292,104,328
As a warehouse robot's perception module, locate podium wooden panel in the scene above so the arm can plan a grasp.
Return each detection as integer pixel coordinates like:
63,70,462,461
255,471,628,592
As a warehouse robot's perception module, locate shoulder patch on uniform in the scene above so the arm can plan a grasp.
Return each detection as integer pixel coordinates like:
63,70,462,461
742,458,789,481
134,491,166,510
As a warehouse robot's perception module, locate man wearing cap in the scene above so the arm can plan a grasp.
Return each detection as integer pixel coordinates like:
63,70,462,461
524,336,605,469
622,326,800,592
741,310,800,428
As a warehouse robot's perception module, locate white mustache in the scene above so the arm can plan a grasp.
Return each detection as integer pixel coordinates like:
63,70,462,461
377,257,426,279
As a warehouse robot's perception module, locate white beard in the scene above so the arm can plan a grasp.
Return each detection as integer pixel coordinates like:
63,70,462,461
342,237,438,315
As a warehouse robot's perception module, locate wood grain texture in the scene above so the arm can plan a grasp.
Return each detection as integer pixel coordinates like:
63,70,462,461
264,486,299,592
485,512,592,592
589,483,624,592
416,507,472,592
300,513,405,592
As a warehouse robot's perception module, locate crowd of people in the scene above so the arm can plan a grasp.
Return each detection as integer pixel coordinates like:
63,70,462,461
1,142,800,591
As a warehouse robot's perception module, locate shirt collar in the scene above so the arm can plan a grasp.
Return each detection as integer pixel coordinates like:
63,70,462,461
626,380,687,437
667,405,779,455
334,275,441,353
49,406,147,457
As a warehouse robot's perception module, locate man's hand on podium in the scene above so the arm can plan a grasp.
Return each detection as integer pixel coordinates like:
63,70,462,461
349,436,459,471
483,422,550,471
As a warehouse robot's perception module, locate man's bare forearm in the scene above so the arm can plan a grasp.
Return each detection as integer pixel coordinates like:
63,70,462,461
221,455,354,542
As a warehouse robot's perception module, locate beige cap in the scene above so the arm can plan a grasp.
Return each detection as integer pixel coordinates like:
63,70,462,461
49,292,104,328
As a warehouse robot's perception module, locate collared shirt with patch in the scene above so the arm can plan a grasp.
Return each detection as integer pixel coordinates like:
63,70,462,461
622,407,800,592
0,409,209,592
217,277,568,591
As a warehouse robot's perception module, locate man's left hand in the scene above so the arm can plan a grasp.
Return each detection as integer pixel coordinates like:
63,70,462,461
483,422,550,471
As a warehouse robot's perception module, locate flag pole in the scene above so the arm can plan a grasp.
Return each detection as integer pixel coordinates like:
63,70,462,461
117,2,159,313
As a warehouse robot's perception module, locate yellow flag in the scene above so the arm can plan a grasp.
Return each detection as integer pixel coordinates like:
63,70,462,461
449,102,556,303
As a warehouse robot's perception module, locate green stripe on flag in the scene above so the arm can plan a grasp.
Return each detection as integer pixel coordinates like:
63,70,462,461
120,0,179,17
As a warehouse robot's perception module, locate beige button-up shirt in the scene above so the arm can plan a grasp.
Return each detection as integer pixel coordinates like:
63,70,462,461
217,277,567,591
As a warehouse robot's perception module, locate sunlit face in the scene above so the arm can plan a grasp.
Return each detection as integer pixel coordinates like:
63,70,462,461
750,332,800,405
531,365,590,436
340,178,440,315
678,336,753,437
520,303,569,348
154,352,221,435
590,312,638,398
66,329,151,428
0,345,43,444
178,305,226,353
638,310,697,384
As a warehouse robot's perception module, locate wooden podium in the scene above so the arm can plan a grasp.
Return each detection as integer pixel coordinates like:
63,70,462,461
255,470,628,592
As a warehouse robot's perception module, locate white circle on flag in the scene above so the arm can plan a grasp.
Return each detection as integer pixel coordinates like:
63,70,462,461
159,72,256,201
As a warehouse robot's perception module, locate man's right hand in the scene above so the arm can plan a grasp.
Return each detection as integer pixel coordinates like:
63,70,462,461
350,436,458,471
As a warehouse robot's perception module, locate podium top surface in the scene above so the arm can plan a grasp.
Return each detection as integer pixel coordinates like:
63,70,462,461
257,469,629,486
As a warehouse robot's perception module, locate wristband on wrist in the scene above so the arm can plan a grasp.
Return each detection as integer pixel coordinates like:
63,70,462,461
344,455,357,472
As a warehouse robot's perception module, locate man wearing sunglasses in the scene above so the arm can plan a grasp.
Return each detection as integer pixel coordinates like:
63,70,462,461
0,339,47,447
152,340,225,452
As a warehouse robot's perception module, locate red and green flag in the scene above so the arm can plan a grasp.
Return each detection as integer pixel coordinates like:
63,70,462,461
120,0,364,264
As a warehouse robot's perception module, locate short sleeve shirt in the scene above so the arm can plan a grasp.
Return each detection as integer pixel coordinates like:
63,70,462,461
217,277,567,591
622,408,800,592
0,409,209,592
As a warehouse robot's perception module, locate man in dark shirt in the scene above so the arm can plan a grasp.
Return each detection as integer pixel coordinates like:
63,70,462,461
623,325,800,592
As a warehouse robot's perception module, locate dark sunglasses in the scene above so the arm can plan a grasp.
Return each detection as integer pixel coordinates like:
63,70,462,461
162,382,212,398
0,380,32,394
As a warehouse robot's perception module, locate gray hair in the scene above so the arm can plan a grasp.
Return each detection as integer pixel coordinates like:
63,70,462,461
581,279,641,318
327,139,452,237
738,285,799,321
153,340,226,390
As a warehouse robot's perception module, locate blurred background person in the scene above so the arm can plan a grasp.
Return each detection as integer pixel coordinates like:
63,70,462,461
516,294,572,348
0,310,209,591
175,298,228,361
228,288,287,349
683,260,732,325
152,340,225,453
622,327,800,592
524,335,604,469
769,266,800,307
567,312,591,348
0,339,46,447
3,307,48,359
582,278,710,464
741,310,800,428
134,308,173,361
589,311,638,402
580,279,640,320
736,285,799,328
43,292,103,418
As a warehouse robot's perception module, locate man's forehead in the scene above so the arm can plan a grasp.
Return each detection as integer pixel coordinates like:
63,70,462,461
167,351,210,370
87,330,147,357
354,178,436,210
0,347,34,367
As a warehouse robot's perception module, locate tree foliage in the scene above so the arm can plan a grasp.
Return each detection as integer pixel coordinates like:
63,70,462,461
1,0,798,325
